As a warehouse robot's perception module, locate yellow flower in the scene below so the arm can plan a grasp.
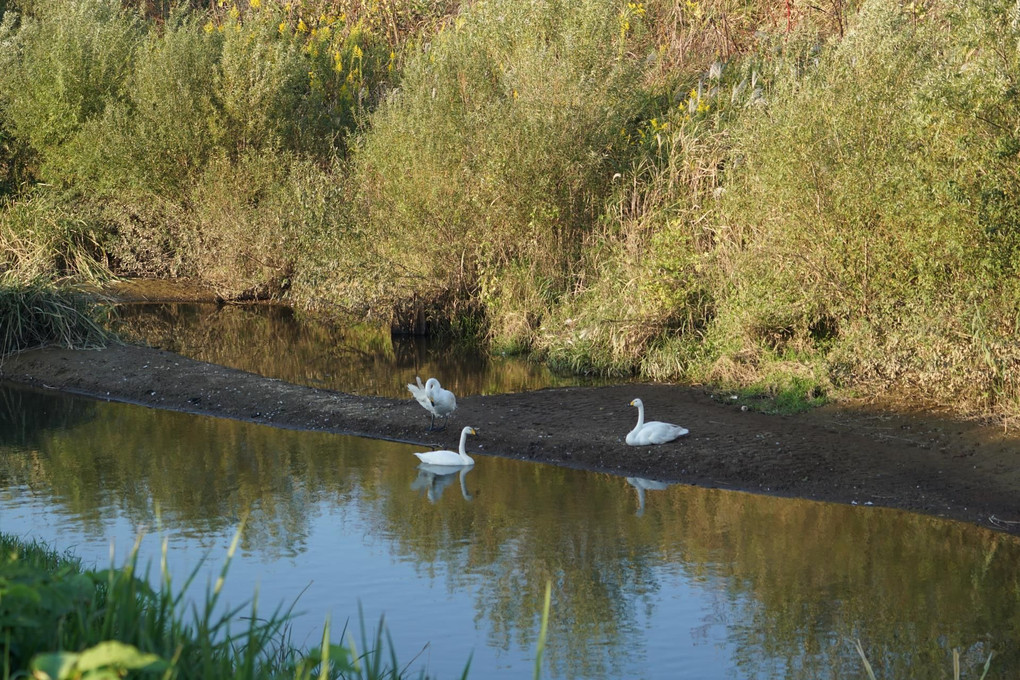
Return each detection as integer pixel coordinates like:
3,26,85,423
297,18,308,32
250,0,260,8
279,21,287,33
203,20,215,33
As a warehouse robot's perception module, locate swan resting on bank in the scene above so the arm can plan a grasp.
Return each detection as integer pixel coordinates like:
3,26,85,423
407,376,457,431
413,426,477,466
626,398,688,446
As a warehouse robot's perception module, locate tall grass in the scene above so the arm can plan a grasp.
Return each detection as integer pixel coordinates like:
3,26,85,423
0,530,442,679
0,276,112,361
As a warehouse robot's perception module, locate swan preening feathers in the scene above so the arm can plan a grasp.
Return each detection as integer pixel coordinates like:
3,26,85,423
407,376,457,431
407,376,457,430
626,398,688,446
413,426,477,467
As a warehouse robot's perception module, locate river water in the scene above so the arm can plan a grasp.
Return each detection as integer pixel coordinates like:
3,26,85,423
0,304,1017,679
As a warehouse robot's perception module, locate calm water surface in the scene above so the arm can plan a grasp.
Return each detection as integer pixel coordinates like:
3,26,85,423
1,385,1017,679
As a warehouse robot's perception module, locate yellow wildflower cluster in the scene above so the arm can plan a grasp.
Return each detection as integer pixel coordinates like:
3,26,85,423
684,87,710,114
618,1,646,41
196,0,401,121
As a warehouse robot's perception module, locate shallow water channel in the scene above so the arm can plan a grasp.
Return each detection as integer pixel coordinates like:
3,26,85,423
1,304,1018,679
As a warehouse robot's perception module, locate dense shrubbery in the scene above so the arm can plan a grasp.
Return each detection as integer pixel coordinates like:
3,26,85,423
1,0,1020,420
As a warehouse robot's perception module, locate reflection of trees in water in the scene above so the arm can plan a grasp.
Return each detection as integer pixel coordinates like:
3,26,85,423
0,396,388,552
2,388,1018,679
0,385,100,491
654,490,1020,680
374,463,654,679
112,302,606,397
371,466,1020,680
0,385,98,448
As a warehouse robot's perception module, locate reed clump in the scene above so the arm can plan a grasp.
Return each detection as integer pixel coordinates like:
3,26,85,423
0,276,112,360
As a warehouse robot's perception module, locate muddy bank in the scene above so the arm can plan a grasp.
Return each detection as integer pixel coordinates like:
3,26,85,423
2,343,1018,535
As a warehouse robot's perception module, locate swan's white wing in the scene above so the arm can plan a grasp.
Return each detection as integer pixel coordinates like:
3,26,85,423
408,379,438,415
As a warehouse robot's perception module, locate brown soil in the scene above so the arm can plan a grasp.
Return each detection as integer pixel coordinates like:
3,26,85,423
2,342,1019,536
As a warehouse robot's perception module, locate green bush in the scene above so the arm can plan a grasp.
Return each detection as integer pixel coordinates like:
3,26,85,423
350,0,647,342
709,0,1020,413
0,0,142,182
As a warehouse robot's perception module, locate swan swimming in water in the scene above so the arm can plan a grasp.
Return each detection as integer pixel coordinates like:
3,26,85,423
413,426,477,466
407,376,457,431
626,398,688,446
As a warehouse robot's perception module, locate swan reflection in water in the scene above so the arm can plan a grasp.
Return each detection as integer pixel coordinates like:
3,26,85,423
625,477,672,516
411,463,475,503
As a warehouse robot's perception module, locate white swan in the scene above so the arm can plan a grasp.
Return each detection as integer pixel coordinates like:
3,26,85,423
406,376,457,431
626,398,688,446
413,426,476,466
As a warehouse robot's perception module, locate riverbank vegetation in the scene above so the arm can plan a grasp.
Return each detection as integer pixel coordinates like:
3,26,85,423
0,530,433,679
1,0,1019,422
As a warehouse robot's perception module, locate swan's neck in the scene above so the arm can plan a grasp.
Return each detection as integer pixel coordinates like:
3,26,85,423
634,403,645,429
458,430,470,457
